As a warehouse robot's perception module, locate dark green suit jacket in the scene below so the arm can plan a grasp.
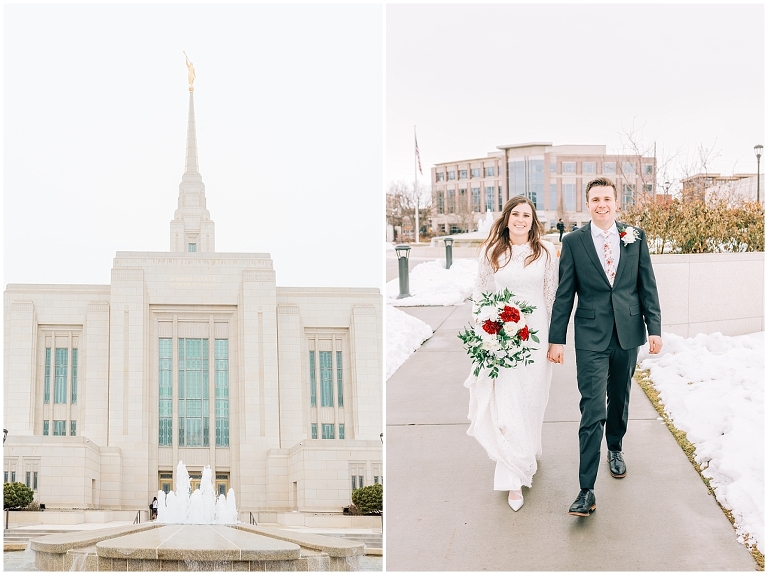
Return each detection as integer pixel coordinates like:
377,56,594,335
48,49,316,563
549,222,661,351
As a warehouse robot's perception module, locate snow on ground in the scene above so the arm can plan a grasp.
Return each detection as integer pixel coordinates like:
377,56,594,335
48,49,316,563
638,331,765,554
386,306,433,380
386,258,477,306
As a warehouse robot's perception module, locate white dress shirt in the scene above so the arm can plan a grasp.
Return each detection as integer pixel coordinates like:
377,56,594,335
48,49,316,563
590,221,621,272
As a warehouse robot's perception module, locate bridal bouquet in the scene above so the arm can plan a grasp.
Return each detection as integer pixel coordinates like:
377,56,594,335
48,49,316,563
458,288,540,379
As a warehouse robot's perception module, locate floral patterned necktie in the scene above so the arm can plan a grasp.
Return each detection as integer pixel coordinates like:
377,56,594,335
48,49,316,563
603,234,616,287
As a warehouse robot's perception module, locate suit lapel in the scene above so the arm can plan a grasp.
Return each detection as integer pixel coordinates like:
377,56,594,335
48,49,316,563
613,221,632,286
579,222,612,288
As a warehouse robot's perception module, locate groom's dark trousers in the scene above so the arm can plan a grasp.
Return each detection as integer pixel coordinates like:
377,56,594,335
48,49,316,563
549,222,661,490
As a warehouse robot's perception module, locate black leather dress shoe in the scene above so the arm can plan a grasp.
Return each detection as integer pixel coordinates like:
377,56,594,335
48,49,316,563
568,489,596,516
608,450,626,478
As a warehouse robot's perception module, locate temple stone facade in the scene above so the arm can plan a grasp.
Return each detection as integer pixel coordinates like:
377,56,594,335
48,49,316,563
3,89,382,516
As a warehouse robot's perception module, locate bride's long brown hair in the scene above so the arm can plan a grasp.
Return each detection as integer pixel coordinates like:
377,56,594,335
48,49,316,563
481,195,549,272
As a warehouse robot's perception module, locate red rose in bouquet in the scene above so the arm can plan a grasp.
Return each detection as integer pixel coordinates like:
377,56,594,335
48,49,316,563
482,320,503,335
518,326,530,341
499,305,521,323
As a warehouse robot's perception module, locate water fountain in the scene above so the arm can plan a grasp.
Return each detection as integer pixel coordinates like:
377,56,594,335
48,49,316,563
29,461,365,571
156,461,238,524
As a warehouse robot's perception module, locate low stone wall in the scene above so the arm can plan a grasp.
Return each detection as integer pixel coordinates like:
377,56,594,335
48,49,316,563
7,508,144,527
651,252,764,337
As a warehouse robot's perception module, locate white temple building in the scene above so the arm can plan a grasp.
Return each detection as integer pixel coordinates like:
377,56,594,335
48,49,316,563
3,81,382,519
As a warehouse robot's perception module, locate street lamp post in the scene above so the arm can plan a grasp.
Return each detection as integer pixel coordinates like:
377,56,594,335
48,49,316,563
395,245,412,299
755,145,763,204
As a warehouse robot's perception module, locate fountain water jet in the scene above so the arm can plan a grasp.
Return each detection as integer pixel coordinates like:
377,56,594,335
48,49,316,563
156,461,238,524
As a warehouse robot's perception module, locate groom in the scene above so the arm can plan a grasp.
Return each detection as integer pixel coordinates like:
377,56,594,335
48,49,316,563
547,177,662,517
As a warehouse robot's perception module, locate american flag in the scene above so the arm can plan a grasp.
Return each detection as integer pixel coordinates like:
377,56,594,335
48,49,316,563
415,132,423,175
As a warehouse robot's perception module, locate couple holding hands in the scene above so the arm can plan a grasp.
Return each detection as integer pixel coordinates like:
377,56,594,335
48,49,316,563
464,176,662,515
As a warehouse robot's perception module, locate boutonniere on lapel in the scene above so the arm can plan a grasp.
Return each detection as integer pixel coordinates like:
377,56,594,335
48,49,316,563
617,224,639,246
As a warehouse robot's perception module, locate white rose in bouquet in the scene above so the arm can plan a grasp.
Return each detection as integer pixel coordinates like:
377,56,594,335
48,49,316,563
477,305,499,324
503,320,520,334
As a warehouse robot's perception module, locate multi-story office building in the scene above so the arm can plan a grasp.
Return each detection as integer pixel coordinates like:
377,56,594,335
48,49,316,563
431,142,656,233
3,85,382,518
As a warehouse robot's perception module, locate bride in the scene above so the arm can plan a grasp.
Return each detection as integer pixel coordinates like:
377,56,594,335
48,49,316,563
464,195,558,511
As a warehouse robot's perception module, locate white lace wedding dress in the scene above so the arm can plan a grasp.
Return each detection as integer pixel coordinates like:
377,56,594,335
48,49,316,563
465,242,558,491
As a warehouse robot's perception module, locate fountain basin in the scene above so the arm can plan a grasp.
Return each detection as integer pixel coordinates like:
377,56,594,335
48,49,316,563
31,523,365,571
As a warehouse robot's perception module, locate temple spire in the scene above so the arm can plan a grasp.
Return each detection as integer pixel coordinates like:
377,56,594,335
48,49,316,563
170,54,215,253
184,92,200,176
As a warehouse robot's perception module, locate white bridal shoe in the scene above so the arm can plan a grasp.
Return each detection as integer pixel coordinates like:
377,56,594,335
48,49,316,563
508,490,524,512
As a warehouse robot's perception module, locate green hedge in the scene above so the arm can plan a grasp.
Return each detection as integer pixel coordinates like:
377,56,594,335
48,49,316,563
351,483,382,515
4,482,34,510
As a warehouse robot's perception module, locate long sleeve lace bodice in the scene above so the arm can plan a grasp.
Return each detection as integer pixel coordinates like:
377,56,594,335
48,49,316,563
472,242,559,319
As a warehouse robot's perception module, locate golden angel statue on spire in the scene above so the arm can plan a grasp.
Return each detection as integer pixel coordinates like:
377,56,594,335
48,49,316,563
183,51,196,91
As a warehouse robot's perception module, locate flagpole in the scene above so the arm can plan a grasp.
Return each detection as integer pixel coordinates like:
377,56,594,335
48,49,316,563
414,125,419,244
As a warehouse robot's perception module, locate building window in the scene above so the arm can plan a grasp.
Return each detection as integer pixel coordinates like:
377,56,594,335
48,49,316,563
54,348,68,404
319,351,333,407
178,338,209,448
372,463,383,485
44,348,51,404
448,171,456,180
550,162,557,174
509,159,525,197
33,472,38,490
215,339,229,447
339,423,345,439
459,170,467,179
4,472,7,483
471,188,481,212
159,338,173,446
188,243,196,252
484,166,495,177
622,162,636,175
26,472,31,488
550,184,557,211
350,463,365,490
563,183,576,211
643,183,653,194
528,159,544,209
485,187,494,212
562,161,576,174
437,191,444,214
70,421,76,436
309,351,316,407
43,421,49,436
53,420,66,436
643,164,654,175
71,349,78,403
436,172,444,182
311,423,317,439
336,350,343,407
623,184,635,207
321,423,335,439
11,472,16,483
603,162,616,175
447,189,455,214
582,162,596,174
471,168,481,178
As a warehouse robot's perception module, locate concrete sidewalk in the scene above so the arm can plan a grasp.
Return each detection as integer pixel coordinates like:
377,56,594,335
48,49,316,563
385,303,756,571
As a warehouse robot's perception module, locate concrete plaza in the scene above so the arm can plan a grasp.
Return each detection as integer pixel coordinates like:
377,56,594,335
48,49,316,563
384,301,757,571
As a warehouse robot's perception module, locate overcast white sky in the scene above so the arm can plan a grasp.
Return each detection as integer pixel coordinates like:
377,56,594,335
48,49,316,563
4,4,384,289
387,4,765,188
